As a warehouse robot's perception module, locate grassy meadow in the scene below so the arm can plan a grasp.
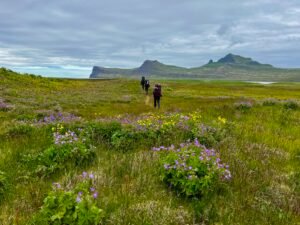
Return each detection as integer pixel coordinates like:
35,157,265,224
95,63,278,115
0,68,300,224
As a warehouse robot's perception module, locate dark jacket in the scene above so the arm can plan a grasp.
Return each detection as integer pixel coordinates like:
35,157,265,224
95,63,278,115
153,86,162,97
141,77,145,85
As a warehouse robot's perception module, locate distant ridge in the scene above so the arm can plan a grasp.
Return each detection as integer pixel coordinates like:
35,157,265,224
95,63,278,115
217,53,273,67
90,54,300,82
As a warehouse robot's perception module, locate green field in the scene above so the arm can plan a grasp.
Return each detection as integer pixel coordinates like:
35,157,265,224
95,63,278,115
0,68,300,224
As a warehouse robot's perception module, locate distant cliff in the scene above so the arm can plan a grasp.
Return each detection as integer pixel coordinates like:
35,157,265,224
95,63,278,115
90,54,300,81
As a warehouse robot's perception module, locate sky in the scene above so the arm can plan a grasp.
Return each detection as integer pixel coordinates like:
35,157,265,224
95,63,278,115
0,0,300,78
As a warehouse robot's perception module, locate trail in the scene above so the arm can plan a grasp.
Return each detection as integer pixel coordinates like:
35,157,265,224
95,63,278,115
145,95,151,106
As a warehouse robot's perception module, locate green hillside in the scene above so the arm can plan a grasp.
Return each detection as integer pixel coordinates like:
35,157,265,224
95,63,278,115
90,54,300,81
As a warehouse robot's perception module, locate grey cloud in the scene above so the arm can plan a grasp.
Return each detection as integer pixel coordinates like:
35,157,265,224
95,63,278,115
0,0,300,77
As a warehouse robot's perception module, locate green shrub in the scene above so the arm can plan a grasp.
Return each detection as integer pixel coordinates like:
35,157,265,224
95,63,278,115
191,124,225,148
234,101,253,111
262,98,278,106
153,140,231,197
283,100,298,110
111,128,140,151
88,122,122,143
32,173,103,224
23,127,95,177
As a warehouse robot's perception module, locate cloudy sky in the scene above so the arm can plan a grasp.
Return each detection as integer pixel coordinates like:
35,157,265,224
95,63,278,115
1,0,300,77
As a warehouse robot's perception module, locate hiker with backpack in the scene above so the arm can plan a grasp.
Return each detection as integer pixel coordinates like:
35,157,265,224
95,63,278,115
145,80,150,95
153,84,162,109
140,76,145,90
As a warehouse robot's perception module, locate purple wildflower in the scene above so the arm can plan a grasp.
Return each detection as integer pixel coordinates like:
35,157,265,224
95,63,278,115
93,192,98,199
82,171,88,178
89,173,95,179
76,196,81,203
194,138,200,147
90,187,96,192
52,182,61,189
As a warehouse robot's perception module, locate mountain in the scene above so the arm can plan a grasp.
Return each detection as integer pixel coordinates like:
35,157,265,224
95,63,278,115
205,53,273,68
89,54,300,81
90,60,189,78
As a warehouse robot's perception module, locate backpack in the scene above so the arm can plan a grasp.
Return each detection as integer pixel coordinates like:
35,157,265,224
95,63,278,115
154,85,162,97
145,80,150,87
157,85,161,94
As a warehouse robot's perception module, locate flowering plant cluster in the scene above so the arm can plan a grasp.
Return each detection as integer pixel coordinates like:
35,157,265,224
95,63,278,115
52,124,85,145
0,99,12,111
33,172,103,225
134,111,202,133
97,112,202,133
94,112,230,151
234,101,253,111
23,126,95,177
37,112,81,124
153,139,232,197
191,123,227,148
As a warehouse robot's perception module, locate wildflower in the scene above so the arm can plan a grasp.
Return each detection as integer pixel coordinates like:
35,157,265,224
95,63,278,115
78,191,83,196
194,138,200,147
52,182,61,189
93,192,98,199
76,196,81,203
89,173,95,179
218,116,227,124
90,187,96,192
82,171,88,178
169,144,175,150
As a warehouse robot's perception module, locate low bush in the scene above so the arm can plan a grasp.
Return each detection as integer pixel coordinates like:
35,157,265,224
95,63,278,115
90,112,230,150
153,139,232,197
31,172,103,225
111,128,140,151
262,98,279,106
234,101,253,112
191,124,224,148
88,121,122,144
283,100,298,110
23,125,95,177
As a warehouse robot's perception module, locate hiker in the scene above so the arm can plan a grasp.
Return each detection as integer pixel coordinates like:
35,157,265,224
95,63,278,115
145,80,150,95
153,84,162,109
140,76,145,90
